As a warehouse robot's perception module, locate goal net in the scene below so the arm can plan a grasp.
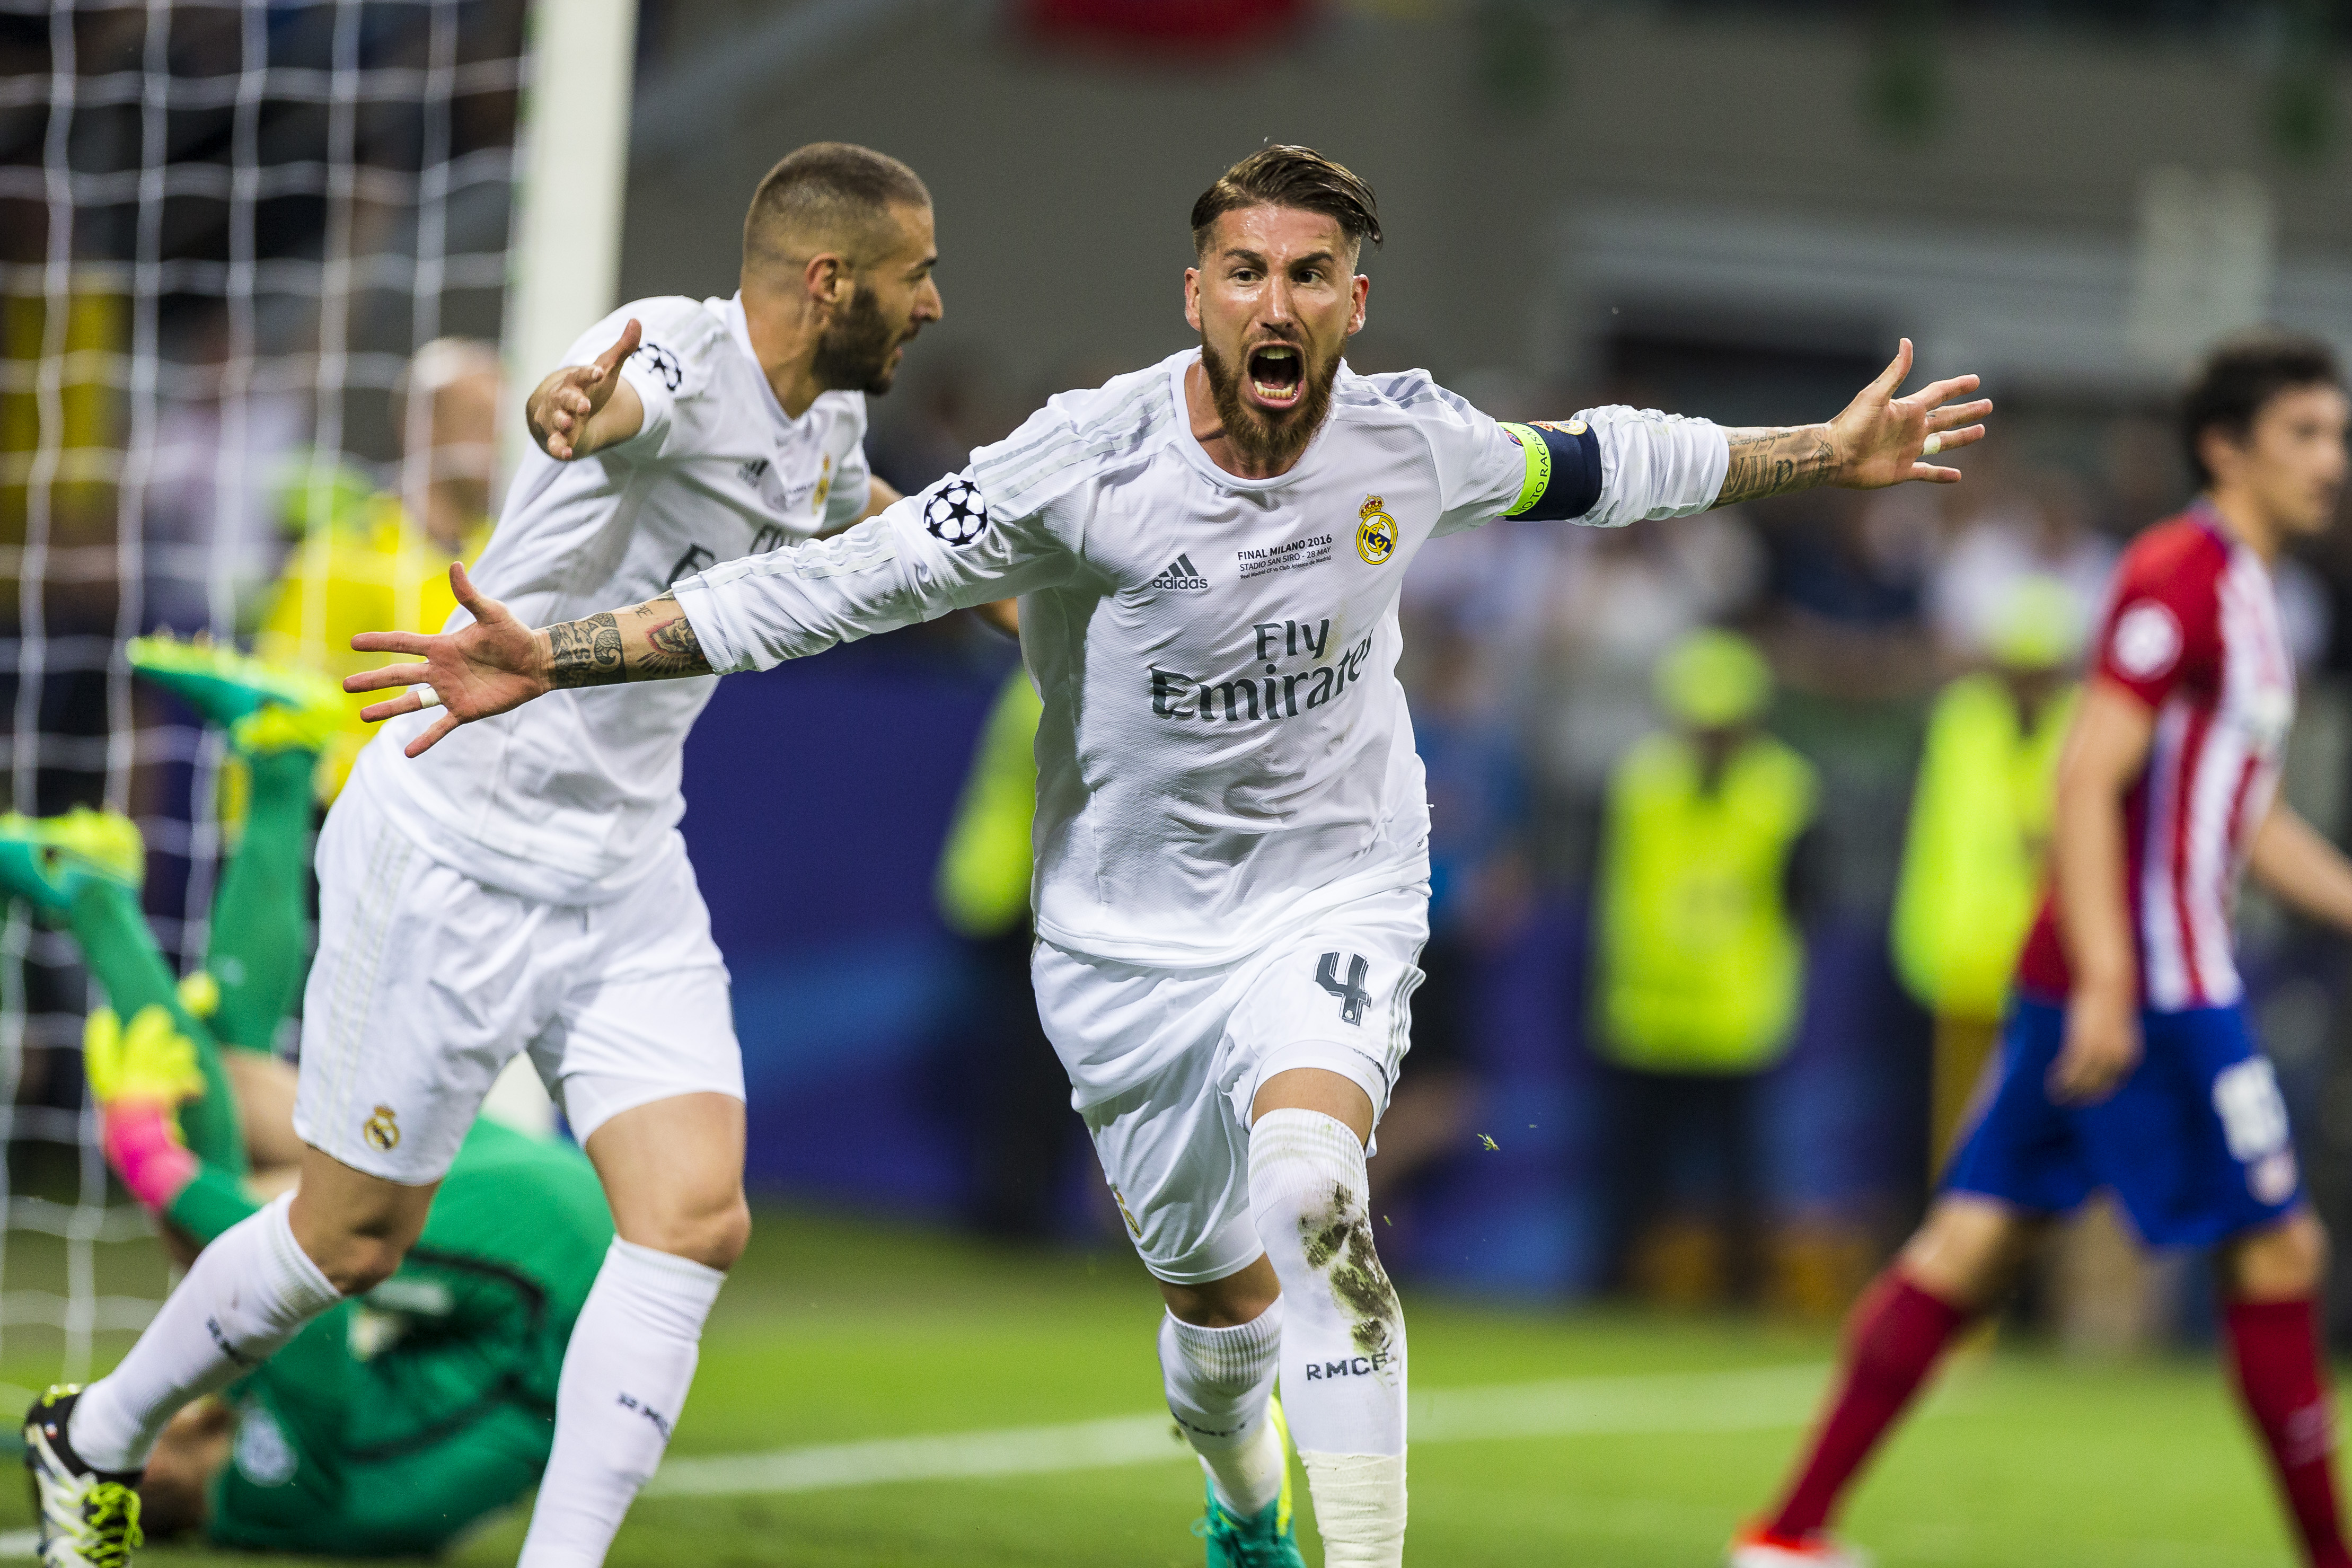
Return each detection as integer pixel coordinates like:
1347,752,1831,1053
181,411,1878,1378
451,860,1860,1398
0,0,528,1384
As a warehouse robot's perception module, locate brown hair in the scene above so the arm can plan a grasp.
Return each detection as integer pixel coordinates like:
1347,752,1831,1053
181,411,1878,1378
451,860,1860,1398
1189,145,1381,260
2181,330,2344,488
743,143,930,275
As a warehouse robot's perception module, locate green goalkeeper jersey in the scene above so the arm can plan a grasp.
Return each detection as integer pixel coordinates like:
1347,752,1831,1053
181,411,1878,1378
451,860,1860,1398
189,1119,613,1554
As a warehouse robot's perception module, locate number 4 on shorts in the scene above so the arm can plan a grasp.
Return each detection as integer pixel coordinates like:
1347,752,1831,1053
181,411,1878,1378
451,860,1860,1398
1316,952,1371,1025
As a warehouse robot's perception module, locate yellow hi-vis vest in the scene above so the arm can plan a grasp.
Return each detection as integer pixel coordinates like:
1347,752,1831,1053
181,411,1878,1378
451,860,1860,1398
1891,672,2077,1022
254,489,485,803
1596,730,1817,1073
935,668,1043,939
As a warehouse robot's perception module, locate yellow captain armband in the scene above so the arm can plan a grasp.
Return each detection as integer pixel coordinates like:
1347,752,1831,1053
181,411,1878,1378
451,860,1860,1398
1499,418,1602,522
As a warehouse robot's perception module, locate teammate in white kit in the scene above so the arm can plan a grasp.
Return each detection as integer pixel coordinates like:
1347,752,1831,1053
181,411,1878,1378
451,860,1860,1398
24,143,940,1568
349,147,1992,1567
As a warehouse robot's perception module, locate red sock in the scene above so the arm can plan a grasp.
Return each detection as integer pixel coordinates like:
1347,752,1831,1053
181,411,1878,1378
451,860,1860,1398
1766,1271,1970,1540
2226,1298,2352,1568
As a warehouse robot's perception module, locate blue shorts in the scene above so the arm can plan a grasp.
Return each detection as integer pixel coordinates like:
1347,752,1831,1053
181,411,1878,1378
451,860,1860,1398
1942,997,2303,1248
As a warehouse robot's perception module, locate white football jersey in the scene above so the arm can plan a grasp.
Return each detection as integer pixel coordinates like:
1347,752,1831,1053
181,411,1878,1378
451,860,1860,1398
359,292,872,902
679,348,1728,965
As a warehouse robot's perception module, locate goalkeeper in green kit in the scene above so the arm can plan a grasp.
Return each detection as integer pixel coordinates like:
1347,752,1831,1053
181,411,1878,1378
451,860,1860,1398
6,638,612,1558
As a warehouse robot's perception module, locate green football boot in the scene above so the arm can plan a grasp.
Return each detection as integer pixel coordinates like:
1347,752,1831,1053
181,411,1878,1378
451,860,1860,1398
1192,1398,1305,1568
0,809,143,917
24,1385,144,1567
125,632,338,735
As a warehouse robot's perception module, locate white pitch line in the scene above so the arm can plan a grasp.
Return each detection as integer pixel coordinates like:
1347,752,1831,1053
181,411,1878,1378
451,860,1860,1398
646,1361,1832,1499
0,1362,1843,1557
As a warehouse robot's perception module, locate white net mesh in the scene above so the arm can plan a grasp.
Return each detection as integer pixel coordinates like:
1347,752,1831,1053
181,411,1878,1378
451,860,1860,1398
0,0,528,1382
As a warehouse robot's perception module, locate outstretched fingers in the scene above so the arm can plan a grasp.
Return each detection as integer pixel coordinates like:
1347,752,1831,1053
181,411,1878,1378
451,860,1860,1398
447,560,498,620
591,319,641,383
1926,397,1994,432
358,688,427,724
406,711,463,757
347,631,434,658
1866,338,1916,399
347,662,431,698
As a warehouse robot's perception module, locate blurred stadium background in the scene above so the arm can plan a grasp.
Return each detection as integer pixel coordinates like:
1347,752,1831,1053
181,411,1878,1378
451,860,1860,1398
6,1,2352,1562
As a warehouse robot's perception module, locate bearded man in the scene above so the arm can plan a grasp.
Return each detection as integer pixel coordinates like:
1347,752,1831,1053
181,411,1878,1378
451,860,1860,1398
27,142,941,1568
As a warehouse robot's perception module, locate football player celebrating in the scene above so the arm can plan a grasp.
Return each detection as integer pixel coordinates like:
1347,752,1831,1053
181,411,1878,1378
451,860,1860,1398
348,146,1988,1567
1729,334,2352,1567
24,142,940,1568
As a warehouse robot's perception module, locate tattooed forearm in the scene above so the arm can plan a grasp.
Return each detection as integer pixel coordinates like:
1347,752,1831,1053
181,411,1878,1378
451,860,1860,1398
1716,424,1840,507
537,596,711,690
633,594,710,677
547,612,624,688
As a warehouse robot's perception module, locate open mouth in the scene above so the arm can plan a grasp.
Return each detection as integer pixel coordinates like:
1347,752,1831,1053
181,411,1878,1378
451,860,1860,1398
1246,343,1305,411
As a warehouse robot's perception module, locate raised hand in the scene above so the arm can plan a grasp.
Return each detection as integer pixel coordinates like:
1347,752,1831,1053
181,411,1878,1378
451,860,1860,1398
1828,338,1992,489
526,318,644,461
345,562,551,756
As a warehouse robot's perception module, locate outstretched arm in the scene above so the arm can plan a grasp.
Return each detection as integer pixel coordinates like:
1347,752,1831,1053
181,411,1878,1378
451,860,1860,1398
2249,799,2352,932
1713,339,1990,507
342,565,708,755
346,476,1072,755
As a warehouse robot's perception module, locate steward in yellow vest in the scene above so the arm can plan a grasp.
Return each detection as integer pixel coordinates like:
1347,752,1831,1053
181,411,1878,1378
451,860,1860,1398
935,660,1074,1239
1590,630,1818,1306
1890,575,2082,1169
254,339,500,803
1596,632,1819,1074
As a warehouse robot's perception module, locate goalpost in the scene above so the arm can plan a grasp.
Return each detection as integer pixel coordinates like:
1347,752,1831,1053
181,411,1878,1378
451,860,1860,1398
0,0,632,1384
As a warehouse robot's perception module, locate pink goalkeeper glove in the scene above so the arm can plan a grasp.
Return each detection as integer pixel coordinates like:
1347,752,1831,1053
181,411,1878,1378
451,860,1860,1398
102,1099,198,1213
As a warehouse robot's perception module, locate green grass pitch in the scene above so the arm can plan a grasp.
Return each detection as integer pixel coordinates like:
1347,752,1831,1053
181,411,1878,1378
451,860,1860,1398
0,1209,2307,1565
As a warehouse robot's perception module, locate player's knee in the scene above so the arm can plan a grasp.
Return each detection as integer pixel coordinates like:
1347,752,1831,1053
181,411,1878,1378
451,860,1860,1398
626,1193,750,1273
1897,1196,2033,1311
1247,1109,1391,1300
2227,1210,2328,1299
309,1230,411,1296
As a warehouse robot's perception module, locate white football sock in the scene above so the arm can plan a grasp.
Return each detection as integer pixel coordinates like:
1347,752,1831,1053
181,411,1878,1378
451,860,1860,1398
70,1192,340,1473
517,1238,726,1567
1249,1107,1407,1568
1161,1300,1285,1516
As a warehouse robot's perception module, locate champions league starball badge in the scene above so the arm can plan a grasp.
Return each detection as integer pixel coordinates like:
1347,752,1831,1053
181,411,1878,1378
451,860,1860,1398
923,476,990,547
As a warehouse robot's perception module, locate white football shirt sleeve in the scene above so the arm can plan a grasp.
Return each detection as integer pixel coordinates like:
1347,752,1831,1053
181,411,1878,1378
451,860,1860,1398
1429,391,1729,534
560,298,708,463
1576,404,1730,527
671,472,1073,672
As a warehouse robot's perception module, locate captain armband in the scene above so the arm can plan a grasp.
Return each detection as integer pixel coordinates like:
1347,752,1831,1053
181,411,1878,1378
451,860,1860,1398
1499,419,1604,522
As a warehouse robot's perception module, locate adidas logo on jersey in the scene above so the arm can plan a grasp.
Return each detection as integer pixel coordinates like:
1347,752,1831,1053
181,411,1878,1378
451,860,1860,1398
1150,554,1209,592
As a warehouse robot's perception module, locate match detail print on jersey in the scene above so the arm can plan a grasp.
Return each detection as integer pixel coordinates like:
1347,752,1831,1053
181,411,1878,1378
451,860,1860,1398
1499,419,1604,522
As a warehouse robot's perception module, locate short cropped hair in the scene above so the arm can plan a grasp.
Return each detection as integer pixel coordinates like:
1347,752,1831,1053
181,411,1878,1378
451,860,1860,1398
2181,330,2345,488
743,143,930,275
1190,145,1381,260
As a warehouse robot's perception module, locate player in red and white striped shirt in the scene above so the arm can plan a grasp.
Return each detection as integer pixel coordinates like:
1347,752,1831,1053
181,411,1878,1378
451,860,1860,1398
1734,333,2352,1568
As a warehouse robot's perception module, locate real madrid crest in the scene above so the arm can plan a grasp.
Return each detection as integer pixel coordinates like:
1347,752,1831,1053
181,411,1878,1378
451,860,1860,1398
363,1104,401,1152
1355,495,1397,566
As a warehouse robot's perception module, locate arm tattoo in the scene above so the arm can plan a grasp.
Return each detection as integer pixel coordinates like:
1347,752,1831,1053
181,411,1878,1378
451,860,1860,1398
1716,425,1839,506
547,611,624,688
634,594,710,677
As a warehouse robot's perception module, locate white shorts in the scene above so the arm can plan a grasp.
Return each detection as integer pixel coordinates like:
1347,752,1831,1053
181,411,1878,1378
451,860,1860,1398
1033,883,1427,1284
292,779,744,1184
